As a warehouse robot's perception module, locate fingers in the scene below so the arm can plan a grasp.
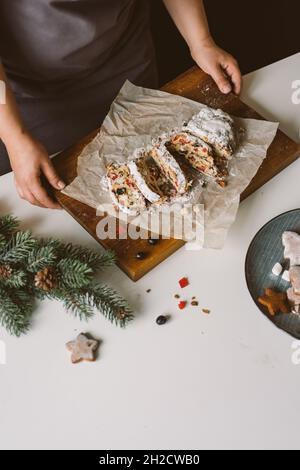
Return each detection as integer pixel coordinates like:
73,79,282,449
15,180,44,208
41,158,65,191
209,64,232,95
15,176,61,209
10,134,65,209
22,190,44,208
14,179,24,199
30,178,62,209
223,59,242,95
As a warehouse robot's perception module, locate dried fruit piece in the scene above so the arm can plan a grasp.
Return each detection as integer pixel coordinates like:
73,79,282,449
191,301,199,306
136,252,147,260
202,309,211,315
156,315,168,326
148,239,159,246
178,301,187,310
179,277,189,289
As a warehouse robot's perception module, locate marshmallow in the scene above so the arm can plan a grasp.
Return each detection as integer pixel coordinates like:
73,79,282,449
272,262,283,277
282,270,291,283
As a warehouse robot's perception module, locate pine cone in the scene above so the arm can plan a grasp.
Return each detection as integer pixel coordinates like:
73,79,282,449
116,308,127,320
34,267,57,291
0,264,12,279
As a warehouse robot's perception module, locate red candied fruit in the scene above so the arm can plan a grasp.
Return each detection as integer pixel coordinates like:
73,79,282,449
179,277,189,289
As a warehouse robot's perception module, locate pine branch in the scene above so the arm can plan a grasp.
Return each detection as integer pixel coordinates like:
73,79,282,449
86,250,116,271
0,215,20,238
1,230,36,264
0,287,32,336
14,289,35,316
0,234,7,252
0,270,27,289
26,244,57,273
54,288,95,321
0,213,133,336
81,283,134,328
57,258,93,288
56,243,116,271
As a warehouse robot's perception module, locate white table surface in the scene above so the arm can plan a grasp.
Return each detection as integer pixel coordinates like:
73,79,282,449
0,53,299,451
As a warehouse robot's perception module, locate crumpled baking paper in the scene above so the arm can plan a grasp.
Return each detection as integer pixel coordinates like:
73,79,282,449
62,80,279,249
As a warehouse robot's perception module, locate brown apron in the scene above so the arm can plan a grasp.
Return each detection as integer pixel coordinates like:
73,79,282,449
0,0,157,174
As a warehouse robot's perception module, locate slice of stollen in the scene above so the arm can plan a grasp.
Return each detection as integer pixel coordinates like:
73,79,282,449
184,107,236,159
166,131,227,182
128,149,166,204
106,163,146,216
150,142,188,195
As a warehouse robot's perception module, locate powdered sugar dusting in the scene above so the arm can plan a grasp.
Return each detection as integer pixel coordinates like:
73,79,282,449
184,107,236,159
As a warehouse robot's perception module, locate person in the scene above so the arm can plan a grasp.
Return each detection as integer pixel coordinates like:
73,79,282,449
0,0,242,209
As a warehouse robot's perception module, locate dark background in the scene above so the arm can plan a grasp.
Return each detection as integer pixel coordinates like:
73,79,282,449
151,0,300,85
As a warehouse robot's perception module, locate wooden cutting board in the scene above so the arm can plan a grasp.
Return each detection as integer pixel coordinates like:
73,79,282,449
52,67,300,281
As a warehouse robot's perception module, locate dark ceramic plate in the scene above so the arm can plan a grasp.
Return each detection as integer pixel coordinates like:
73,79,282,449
245,209,300,339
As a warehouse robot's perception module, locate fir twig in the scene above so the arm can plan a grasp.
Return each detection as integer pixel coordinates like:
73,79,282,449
88,250,116,270
0,215,19,238
57,258,94,288
57,243,116,271
0,213,134,336
0,270,27,289
82,284,134,328
55,288,95,321
0,287,32,336
1,230,36,263
0,234,7,252
26,244,57,272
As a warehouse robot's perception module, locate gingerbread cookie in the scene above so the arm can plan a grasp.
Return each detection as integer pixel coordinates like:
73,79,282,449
290,266,300,295
282,231,300,266
287,287,300,314
258,288,290,316
66,333,99,364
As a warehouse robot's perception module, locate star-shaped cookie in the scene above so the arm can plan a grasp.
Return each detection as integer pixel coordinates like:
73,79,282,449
258,288,290,316
66,333,99,364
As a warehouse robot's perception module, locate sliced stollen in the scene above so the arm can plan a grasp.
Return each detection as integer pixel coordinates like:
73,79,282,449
150,142,188,195
128,149,166,204
282,231,300,266
166,132,227,181
184,107,236,159
106,163,146,216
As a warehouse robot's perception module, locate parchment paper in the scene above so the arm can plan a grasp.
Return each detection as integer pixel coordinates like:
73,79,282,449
62,80,279,249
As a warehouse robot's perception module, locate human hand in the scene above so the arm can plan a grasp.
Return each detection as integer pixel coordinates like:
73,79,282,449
191,38,242,95
6,132,65,209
